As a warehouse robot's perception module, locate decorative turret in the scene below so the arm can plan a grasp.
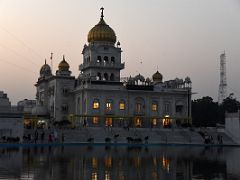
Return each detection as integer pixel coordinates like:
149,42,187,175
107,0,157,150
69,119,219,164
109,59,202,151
40,59,52,78
152,71,163,83
58,55,70,71
56,55,71,76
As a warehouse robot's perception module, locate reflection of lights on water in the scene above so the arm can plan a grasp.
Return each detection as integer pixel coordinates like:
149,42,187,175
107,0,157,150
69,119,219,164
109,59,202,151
153,157,157,167
152,172,157,180
105,171,110,180
133,157,141,168
104,156,112,168
92,172,97,180
162,156,170,173
119,172,125,180
92,157,97,169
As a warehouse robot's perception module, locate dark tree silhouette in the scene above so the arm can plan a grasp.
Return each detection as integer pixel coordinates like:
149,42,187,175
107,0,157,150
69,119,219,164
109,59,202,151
192,95,240,127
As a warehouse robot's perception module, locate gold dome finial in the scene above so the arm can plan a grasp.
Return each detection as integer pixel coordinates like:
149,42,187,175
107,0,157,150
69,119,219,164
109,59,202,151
100,7,104,19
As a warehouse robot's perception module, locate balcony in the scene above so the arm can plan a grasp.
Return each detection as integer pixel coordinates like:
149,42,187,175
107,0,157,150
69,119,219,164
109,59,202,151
79,62,125,71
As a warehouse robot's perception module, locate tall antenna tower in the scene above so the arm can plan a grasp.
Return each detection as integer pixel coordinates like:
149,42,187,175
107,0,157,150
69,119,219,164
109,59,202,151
218,52,227,104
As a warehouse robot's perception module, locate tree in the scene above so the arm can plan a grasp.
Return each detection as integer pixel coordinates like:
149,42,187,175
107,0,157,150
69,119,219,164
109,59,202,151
192,96,220,127
221,94,240,113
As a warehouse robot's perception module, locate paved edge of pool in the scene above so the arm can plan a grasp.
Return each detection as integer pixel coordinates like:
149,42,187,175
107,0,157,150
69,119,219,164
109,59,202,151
0,142,239,148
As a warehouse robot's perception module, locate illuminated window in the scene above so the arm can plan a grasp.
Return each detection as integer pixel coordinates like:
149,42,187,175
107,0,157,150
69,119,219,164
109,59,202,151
105,118,113,126
135,117,142,127
93,99,100,109
106,102,112,111
152,103,158,111
92,116,99,124
152,118,157,126
136,103,141,113
119,102,125,110
162,115,171,128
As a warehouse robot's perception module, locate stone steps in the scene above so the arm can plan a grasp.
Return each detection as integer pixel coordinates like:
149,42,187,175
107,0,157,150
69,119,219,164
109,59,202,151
23,127,236,145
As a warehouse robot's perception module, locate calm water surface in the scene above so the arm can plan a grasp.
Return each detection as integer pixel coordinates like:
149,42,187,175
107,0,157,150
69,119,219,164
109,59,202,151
0,145,240,180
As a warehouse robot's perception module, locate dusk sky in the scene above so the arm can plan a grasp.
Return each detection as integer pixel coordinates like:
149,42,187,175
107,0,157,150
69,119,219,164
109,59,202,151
0,0,240,105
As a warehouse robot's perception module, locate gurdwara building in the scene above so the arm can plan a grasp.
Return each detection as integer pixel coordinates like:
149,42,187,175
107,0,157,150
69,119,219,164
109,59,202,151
33,9,192,128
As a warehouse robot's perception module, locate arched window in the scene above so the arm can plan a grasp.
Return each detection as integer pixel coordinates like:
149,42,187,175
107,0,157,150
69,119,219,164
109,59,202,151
135,97,145,114
96,72,101,80
110,73,114,81
93,99,100,109
97,56,102,63
104,56,109,65
106,99,113,111
152,101,158,111
103,73,108,81
119,100,125,110
111,57,115,64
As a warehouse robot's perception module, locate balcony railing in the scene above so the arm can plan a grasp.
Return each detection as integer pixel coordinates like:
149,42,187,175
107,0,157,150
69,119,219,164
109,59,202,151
79,62,125,70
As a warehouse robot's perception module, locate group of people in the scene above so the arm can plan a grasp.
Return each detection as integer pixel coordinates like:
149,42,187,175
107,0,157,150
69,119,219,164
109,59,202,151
23,129,65,143
204,134,223,144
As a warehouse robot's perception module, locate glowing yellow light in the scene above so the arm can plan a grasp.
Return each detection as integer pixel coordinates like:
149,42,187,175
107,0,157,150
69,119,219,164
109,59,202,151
119,102,125,110
152,104,157,111
135,117,142,127
104,156,112,168
92,172,98,180
152,118,157,126
105,118,113,127
92,116,99,124
162,156,170,172
92,157,98,169
93,102,99,109
106,102,112,111
105,171,111,180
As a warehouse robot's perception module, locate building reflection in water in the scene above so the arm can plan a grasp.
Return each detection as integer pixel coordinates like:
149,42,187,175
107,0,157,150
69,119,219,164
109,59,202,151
0,146,239,180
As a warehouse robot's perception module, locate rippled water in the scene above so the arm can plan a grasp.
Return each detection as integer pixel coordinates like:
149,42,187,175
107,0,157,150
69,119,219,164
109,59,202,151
0,145,240,180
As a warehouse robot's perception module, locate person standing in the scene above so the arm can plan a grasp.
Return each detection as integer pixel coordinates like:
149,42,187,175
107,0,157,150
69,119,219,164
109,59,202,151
41,131,45,143
62,133,65,143
34,130,38,143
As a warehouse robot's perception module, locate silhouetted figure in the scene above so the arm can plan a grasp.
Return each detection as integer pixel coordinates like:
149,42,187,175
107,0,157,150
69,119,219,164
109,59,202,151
105,137,111,143
28,134,31,142
41,132,45,143
62,133,65,143
87,137,94,143
114,134,119,138
144,136,149,144
34,130,38,143
48,133,53,143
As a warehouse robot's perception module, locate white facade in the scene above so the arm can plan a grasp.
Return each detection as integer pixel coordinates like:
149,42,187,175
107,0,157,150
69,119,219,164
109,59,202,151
34,10,192,128
225,111,240,144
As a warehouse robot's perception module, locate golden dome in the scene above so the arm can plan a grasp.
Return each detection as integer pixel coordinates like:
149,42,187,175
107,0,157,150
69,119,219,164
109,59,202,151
87,8,116,44
152,71,163,82
58,55,69,71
